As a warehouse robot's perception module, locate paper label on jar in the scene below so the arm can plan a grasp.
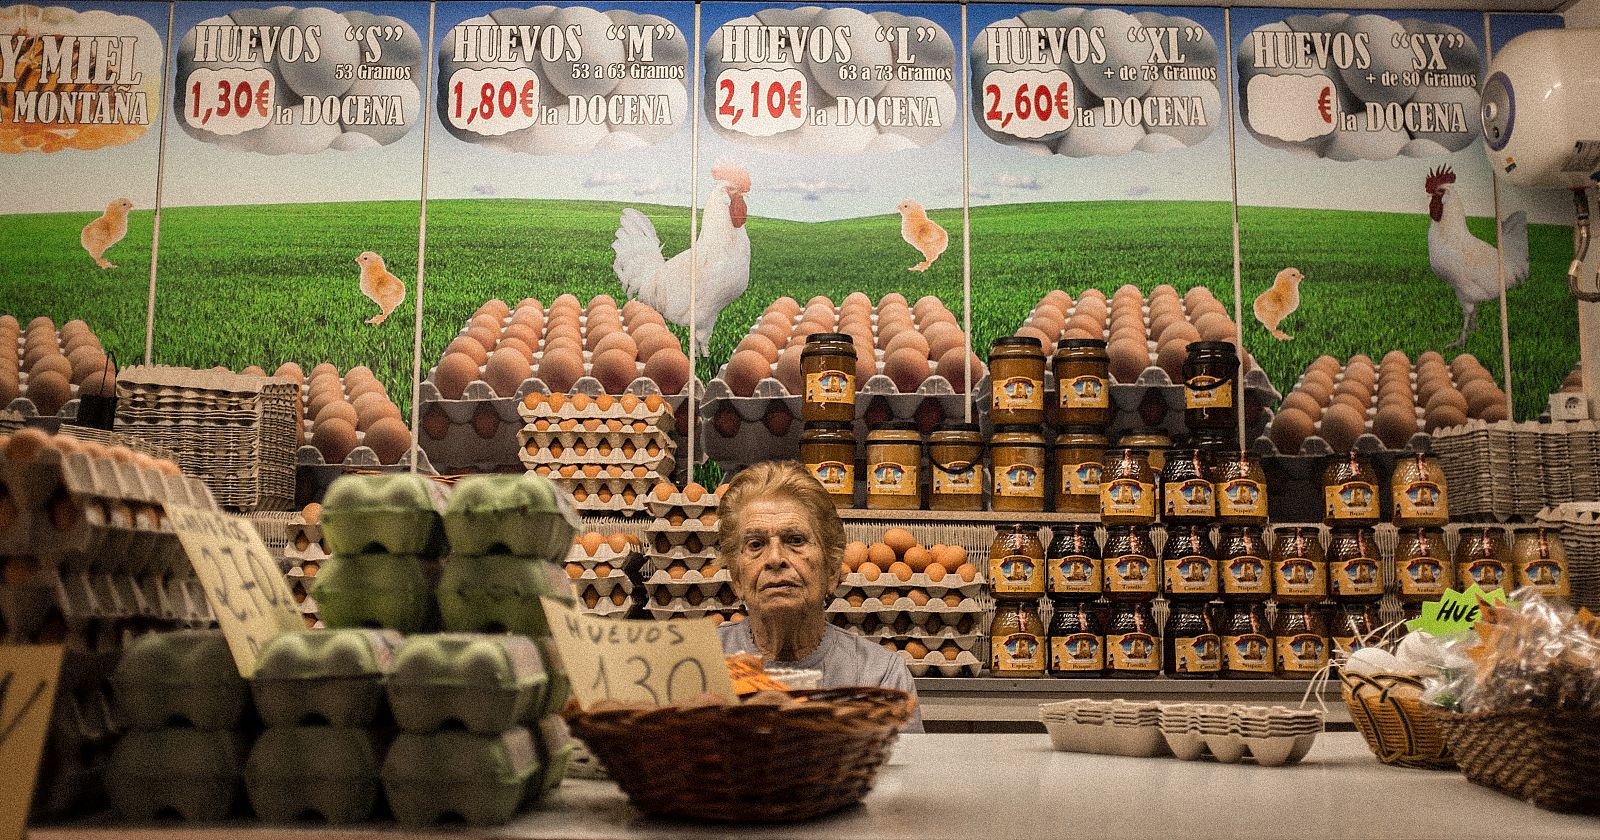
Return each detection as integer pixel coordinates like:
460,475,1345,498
1101,479,1155,519
1462,559,1507,590
1218,479,1266,518
933,465,981,496
1401,558,1447,595
1225,634,1274,673
1325,481,1378,520
1332,634,1362,657
1224,555,1272,594
994,461,1044,499
1273,558,1327,598
1164,479,1215,519
994,376,1044,412
1063,461,1103,497
1330,556,1383,597
1185,374,1234,409
990,554,1042,595
1060,374,1109,409
1107,632,1160,671
1522,560,1569,596
1397,480,1447,522
1172,635,1222,674
1106,554,1159,593
805,370,855,405
1048,555,1101,594
867,461,918,497
1164,556,1217,595
1276,634,1328,673
1050,633,1103,672
806,460,854,496
992,631,1044,673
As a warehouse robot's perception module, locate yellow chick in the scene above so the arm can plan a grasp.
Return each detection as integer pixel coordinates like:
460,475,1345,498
81,197,132,269
1253,267,1304,341
356,251,405,325
897,199,947,272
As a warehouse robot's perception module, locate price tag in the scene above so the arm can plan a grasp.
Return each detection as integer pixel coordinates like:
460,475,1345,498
540,596,736,708
981,69,1074,139
714,67,806,137
183,68,274,135
168,505,302,678
0,645,63,840
1406,585,1508,637
446,67,540,137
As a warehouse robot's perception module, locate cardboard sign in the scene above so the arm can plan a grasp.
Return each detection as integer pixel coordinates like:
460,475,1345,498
0,645,64,840
1406,585,1509,636
540,597,735,708
168,505,302,678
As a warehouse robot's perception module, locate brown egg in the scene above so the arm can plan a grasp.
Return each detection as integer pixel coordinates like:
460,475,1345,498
363,416,411,465
1279,391,1322,419
754,320,791,349
735,333,779,364
445,335,489,367
315,399,359,428
1461,380,1504,416
1373,405,1418,449
1449,353,1484,378
78,367,115,398
358,395,406,433
903,546,932,573
1425,404,1468,432
1477,401,1509,422
719,350,767,397
883,348,928,393
1318,402,1366,451
24,370,69,416
626,308,666,332
885,330,931,360
761,343,803,395
433,352,479,400
1270,407,1315,453
631,324,679,363
420,405,450,441
881,528,917,558
592,331,639,362
550,293,582,312
854,343,879,383
470,403,500,439
1194,312,1237,341
642,348,689,396
30,353,71,381
584,321,620,353
1425,387,1469,416
592,348,638,394
1298,379,1333,408
1108,336,1147,383
311,417,358,463
789,321,830,348
922,322,963,359
1154,338,1188,382
536,347,584,394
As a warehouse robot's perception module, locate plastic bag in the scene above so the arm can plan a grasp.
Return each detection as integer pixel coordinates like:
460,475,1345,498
1422,588,1600,714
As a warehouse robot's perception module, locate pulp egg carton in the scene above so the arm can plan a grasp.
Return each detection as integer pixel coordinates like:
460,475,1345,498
826,595,985,621
578,589,634,616
309,553,433,634
382,727,544,826
249,629,402,728
1041,699,1169,758
285,521,328,562
572,570,635,607
387,633,553,733
317,473,446,558
644,587,743,620
836,570,984,597
644,550,719,574
867,625,985,651
1256,363,1444,458
296,442,438,487
548,472,657,517
442,473,580,561
245,725,382,825
565,538,633,567
1157,703,1323,767
106,728,248,822
831,611,981,637
518,391,674,424
437,554,577,638
974,365,1279,441
643,488,719,520
111,629,248,732
642,570,733,594
35,689,117,818
898,647,983,677
517,435,675,475
1,567,206,644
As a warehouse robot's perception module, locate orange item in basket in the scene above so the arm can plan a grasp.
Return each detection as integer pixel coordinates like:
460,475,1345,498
726,653,792,696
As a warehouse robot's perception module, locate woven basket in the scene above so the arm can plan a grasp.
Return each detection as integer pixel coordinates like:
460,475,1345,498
1425,705,1600,812
1340,672,1455,770
564,687,914,822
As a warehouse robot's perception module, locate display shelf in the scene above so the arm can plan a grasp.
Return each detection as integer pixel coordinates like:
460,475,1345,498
838,509,1099,524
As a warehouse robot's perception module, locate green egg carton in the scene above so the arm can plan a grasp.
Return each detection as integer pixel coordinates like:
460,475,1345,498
309,553,432,632
531,714,574,795
536,636,572,716
437,554,576,638
111,629,248,731
250,629,401,727
245,726,380,824
106,728,245,821
388,634,549,734
381,727,539,826
318,474,445,557
442,473,579,561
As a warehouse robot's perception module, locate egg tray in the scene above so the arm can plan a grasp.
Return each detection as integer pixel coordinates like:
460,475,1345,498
382,726,548,827
244,725,384,825
35,682,120,818
549,476,656,518
643,491,719,520
285,521,329,562
1261,361,1503,456
1435,420,1584,521
517,392,674,424
569,570,634,601
902,651,982,678
826,596,985,618
644,601,745,621
971,366,1279,440
1159,730,1321,767
644,549,719,571
517,422,673,449
249,629,403,728
565,542,633,565
106,727,251,822
867,626,985,649
578,597,633,617
517,443,675,475
835,571,984,596
1249,433,1445,524
642,570,733,595
296,441,438,478
385,633,553,735
834,611,982,637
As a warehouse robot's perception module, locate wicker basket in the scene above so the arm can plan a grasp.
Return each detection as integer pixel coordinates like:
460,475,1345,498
1340,672,1455,770
1425,705,1600,812
564,687,914,822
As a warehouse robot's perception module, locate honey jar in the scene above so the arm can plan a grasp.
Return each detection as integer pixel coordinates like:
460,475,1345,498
1103,524,1158,601
1220,524,1272,601
1052,429,1107,515
1162,448,1215,523
1392,451,1448,527
991,426,1045,512
988,523,1046,601
1271,526,1327,604
1223,602,1274,678
1100,447,1156,525
1161,523,1219,600
1106,601,1161,677
1323,451,1380,526
1213,451,1268,525
1327,526,1384,602
800,332,857,422
1164,601,1222,678
1183,340,1239,431
1331,602,1380,657
1455,526,1510,592
988,336,1046,426
928,422,984,511
1118,430,1171,475
1051,338,1111,429
1395,527,1451,603
1046,523,1101,599
1512,527,1570,601
1273,604,1330,679
799,421,855,508
865,422,921,510
1048,599,1105,677
990,601,1046,678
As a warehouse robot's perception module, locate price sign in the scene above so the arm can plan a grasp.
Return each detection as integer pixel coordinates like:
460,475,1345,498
1406,585,1509,636
714,68,806,138
183,68,274,135
981,69,1075,139
447,67,540,137
540,596,736,708
0,645,63,840
168,505,302,678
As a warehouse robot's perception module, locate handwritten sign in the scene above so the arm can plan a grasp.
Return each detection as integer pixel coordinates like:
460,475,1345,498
169,505,302,678
0,645,63,840
540,596,735,708
1406,585,1508,636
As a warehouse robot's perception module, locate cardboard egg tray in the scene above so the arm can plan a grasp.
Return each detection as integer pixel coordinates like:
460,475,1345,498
577,591,634,617
1535,505,1600,611
644,602,745,621
5,322,104,419
1436,419,1590,521
564,540,632,566
1041,700,1169,758
831,586,983,612
899,649,982,677
570,568,633,598
867,626,984,650
285,521,329,562
835,571,984,597
517,391,673,424
645,550,719,573
1157,703,1323,766
643,490,719,520
548,474,655,517
642,569,733,593
826,596,985,619
836,610,982,636
35,681,118,817
516,430,675,474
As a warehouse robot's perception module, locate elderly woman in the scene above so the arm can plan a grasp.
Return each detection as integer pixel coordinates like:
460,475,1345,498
716,461,924,732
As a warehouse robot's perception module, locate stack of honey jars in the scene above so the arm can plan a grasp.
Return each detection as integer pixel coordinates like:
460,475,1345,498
1046,524,1103,676
1161,451,1221,678
988,524,1047,678
799,333,859,508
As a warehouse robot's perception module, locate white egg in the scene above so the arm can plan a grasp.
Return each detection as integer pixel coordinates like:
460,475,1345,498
505,103,609,155
1400,137,1450,158
875,77,956,148
1406,83,1480,153
1345,646,1404,675
489,5,557,31
1401,20,1481,77
252,103,342,155
1055,116,1144,157
343,11,423,75
1394,631,1447,673
1284,12,1349,32
330,131,381,151
970,17,1071,148
1076,9,1153,101
616,11,687,66
228,5,294,30
1135,11,1218,70
878,10,955,70
607,76,687,145
540,7,622,97
1135,132,1186,153
341,77,420,145
1144,77,1222,147
278,8,360,98
174,16,257,146
1339,15,1415,105
808,8,891,100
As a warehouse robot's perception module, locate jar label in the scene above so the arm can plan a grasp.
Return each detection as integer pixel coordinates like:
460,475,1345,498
867,461,918,497
990,554,1042,595
1521,560,1569,596
1164,479,1215,519
994,461,1044,499
992,631,1044,673
1462,559,1507,591
1107,632,1160,671
1223,555,1272,594
1273,558,1327,598
1164,556,1217,595
1332,634,1361,657
1225,634,1273,673
1400,557,1447,595
1172,635,1222,674
1396,480,1447,522
1185,374,1234,409
1050,633,1103,672
1060,374,1109,409
933,465,981,496
1276,634,1328,673
804,370,854,405
1330,556,1383,597
1218,478,1266,518
1101,479,1155,519
1064,461,1103,496
1325,481,1378,520
1048,555,1101,594
994,376,1044,412
1106,553,1159,593
806,460,854,496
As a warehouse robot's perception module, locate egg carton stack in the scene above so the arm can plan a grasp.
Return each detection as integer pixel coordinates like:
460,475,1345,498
518,391,676,517
285,362,434,495
640,484,742,622
418,296,693,475
563,529,644,617
311,475,447,634
702,293,975,470
830,525,986,677
1536,504,1600,610
1,315,115,420
1041,700,1167,757
281,506,328,629
1156,703,1324,766
1432,419,1556,520
115,365,299,512
985,285,1279,438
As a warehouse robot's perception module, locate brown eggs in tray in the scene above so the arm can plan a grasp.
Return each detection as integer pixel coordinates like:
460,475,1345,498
1264,351,1508,455
1,315,112,418
286,363,413,466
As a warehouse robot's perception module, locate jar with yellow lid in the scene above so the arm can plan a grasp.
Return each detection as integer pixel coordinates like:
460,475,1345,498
1213,451,1268,525
800,421,855,508
1100,447,1156,525
988,336,1046,426
1323,451,1380,526
990,601,1046,678
1392,451,1448,527
1455,526,1510,592
800,333,857,423
1162,448,1215,523
928,422,984,511
988,524,1046,601
1327,526,1384,602
1052,429,1106,515
1513,527,1570,601
991,426,1045,512
865,422,921,510
1051,338,1111,429
1271,526,1327,604
1396,527,1451,603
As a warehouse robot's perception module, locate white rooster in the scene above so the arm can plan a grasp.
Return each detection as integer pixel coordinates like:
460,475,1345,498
1425,166,1529,349
611,163,751,356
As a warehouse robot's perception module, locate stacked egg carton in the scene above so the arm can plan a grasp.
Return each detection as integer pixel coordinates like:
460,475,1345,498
311,475,446,634
564,529,643,617
830,524,986,677
1041,699,1167,757
518,391,675,517
702,293,975,470
640,484,742,622
281,505,327,628
1433,419,1554,520
1157,704,1324,766
1,315,114,420
1537,504,1600,610
418,296,693,474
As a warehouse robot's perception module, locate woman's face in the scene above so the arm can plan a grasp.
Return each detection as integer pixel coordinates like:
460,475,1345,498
731,497,832,615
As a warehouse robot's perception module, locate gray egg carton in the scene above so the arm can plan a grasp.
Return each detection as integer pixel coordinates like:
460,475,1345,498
112,629,248,731
106,728,247,821
381,727,543,826
387,634,550,734
250,629,402,727
442,473,579,560
1249,431,1434,524
309,553,433,633
2,394,82,420
436,555,577,638
245,726,381,824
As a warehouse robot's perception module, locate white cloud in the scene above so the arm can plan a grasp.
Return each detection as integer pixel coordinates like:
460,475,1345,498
995,173,1044,190
583,172,631,188
769,180,865,201
633,178,677,196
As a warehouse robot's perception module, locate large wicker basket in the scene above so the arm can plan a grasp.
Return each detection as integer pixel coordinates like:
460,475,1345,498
1425,705,1600,812
1340,672,1455,770
564,687,914,822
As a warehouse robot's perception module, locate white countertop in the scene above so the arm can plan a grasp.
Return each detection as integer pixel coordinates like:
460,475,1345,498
32,733,1598,840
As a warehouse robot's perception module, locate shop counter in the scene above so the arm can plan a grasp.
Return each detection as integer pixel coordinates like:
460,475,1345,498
916,677,1350,727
